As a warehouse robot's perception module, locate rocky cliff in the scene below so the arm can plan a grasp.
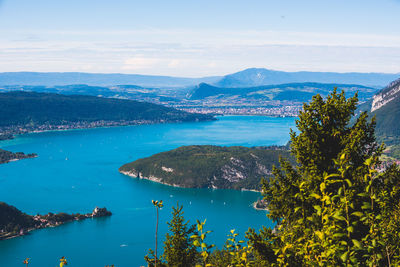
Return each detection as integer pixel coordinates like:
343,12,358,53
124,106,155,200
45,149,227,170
371,78,400,112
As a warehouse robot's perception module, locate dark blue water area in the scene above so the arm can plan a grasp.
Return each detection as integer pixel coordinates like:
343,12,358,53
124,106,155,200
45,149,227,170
0,115,296,266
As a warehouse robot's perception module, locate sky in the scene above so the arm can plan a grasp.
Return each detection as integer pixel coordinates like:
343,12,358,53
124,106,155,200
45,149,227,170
0,0,400,77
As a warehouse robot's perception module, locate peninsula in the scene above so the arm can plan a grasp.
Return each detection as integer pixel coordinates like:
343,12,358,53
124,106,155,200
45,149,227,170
119,145,293,191
0,202,112,240
0,91,215,140
0,149,37,164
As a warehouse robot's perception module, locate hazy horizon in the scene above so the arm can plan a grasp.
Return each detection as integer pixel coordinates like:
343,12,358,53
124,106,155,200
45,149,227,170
1,0,400,76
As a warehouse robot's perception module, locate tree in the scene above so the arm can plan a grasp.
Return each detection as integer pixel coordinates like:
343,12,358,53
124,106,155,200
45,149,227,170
162,203,198,266
249,89,400,265
151,200,163,267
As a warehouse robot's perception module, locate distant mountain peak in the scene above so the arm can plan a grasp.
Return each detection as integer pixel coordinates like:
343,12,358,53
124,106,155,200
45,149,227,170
371,77,400,112
214,68,398,88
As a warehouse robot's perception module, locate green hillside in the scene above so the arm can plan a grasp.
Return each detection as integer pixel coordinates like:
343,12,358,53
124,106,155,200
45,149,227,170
188,82,376,102
0,91,215,128
0,149,37,164
119,145,293,190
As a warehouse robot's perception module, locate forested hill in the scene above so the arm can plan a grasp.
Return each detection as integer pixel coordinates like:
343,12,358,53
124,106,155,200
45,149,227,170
0,149,37,164
188,82,376,102
119,145,294,190
0,91,215,129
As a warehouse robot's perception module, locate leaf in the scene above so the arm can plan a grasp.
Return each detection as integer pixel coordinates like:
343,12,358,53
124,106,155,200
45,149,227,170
320,182,326,192
340,251,349,262
315,231,324,240
361,202,371,210
351,211,363,217
352,239,363,249
310,193,321,199
333,233,346,238
344,179,353,187
193,240,200,247
333,213,346,221
313,205,322,214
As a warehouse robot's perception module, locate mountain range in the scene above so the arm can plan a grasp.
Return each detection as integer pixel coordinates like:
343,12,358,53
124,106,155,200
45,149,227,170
188,82,377,102
1,68,398,88
215,68,399,88
0,72,220,87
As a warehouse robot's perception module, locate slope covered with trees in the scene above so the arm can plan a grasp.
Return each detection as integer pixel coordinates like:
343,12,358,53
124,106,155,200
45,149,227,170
0,148,37,164
188,82,376,102
119,145,293,190
0,91,215,139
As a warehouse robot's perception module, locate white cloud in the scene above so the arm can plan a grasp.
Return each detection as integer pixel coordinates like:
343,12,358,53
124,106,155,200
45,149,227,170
0,29,400,76
122,56,161,70
168,59,181,68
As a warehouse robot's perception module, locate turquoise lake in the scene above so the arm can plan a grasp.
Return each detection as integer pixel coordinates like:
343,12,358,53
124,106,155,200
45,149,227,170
0,115,296,266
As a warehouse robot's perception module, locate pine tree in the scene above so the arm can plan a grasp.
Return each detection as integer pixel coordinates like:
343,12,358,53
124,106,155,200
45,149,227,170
162,204,198,267
145,203,198,267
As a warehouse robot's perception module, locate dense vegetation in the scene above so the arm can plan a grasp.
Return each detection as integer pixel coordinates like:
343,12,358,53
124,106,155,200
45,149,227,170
0,202,37,236
0,202,111,240
0,91,214,128
148,90,400,266
119,145,293,190
0,148,37,164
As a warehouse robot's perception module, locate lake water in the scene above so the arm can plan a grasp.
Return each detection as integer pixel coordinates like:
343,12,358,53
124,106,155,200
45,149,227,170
0,116,296,266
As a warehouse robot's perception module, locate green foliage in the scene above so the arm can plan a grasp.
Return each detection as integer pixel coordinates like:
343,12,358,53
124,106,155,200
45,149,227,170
146,203,198,267
120,145,293,190
0,149,36,164
0,202,36,234
162,204,198,267
190,219,215,266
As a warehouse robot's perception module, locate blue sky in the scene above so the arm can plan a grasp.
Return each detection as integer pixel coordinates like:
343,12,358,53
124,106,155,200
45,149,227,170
1,0,400,76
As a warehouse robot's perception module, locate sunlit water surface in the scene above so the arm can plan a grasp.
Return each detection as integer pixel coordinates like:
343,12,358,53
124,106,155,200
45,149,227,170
0,116,296,266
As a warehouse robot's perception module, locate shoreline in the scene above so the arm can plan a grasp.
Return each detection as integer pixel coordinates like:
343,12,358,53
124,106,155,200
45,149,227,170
0,118,217,142
119,170,262,192
0,207,111,241
252,201,268,211
1,154,38,164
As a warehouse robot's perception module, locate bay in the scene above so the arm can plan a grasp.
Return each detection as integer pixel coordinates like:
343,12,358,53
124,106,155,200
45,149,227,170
0,115,296,266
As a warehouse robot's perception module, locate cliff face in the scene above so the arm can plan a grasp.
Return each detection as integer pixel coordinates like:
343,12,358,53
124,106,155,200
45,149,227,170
119,145,293,190
371,78,400,112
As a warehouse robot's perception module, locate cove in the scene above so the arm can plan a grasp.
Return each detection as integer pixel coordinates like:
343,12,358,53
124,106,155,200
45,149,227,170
0,115,296,266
